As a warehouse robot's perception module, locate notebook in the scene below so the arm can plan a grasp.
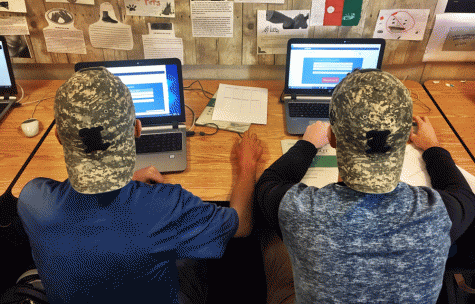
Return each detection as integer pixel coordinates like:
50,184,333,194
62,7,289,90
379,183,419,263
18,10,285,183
283,38,386,135
75,58,187,173
0,36,18,123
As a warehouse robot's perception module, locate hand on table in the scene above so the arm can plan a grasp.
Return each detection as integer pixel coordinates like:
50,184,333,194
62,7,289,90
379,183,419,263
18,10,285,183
409,116,440,151
233,131,263,173
133,166,164,185
302,121,331,149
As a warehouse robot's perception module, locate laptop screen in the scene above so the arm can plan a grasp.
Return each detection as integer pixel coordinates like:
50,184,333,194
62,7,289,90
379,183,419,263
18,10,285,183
0,36,17,97
75,58,186,126
285,38,385,96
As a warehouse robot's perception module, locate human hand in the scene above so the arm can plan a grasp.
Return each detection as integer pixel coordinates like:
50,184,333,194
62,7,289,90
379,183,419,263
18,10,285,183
302,121,330,149
134,119,142,138
409,116,440,151
132,166,164,185
233,131,263,172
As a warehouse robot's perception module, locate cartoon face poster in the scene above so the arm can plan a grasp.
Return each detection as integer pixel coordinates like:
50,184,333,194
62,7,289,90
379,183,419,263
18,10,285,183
124,0,175,18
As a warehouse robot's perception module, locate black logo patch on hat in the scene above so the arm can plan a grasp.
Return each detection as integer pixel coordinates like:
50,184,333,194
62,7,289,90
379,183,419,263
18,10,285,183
79,126,111,153
366,130,391,154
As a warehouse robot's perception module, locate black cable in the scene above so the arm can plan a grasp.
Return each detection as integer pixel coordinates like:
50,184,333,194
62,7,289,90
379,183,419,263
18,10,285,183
183,80,214,100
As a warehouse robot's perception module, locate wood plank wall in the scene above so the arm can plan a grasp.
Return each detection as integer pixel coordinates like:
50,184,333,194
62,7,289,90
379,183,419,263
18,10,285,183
3,0,475,81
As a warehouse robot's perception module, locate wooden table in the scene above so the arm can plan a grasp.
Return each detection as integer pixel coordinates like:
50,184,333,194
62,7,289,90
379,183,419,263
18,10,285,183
1,80,474,201
423,80,475,164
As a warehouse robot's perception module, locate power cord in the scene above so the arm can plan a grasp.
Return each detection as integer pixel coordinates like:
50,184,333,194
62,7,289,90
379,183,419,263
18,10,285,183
183,80,220,137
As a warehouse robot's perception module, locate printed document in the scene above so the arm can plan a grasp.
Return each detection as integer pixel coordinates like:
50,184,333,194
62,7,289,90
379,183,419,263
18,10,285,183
212,84,268,125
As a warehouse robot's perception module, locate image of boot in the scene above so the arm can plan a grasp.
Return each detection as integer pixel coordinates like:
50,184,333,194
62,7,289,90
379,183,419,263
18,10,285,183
102,11,118,23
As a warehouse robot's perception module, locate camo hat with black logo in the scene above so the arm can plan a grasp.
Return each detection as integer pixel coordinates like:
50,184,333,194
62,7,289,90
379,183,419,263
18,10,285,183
329,69,413,194
54,67,136,194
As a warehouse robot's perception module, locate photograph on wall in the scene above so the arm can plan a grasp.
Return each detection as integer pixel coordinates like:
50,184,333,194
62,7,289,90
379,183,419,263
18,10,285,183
43,8,87,54
124,0,175,18
89,2,133,50
373,9,430,41
45,0,95,4
0,0,27,13
257,10,309,54
191,0,233,38
5,35,31,58
423,13,475,61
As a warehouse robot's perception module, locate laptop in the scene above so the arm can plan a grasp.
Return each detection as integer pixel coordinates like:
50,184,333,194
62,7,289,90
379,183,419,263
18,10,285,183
283,38,386,135
75,58,187,173
0,36,18,123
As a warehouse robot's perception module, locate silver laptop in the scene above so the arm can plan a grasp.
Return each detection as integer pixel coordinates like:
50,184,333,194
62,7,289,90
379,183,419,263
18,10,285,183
283,38,386,135
75,58,187,173
0,36,18,123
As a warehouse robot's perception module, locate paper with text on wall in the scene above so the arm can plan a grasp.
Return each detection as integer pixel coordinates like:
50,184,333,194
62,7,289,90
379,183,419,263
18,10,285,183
212,84,268,125
43,8,86,54
195,92,251,134
89,2,133,50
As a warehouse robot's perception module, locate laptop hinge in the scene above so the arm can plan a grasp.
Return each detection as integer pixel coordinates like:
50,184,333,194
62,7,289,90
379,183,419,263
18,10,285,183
172,121,179,129
291,93,297,101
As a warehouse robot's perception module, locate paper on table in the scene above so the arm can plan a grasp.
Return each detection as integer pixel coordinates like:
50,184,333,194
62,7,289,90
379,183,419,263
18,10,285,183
281,139,338,188
195,92,251,134
281,140,475,193
212,84,268,125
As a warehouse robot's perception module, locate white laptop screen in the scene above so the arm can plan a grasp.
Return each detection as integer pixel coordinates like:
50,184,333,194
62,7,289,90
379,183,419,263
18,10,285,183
288,43,383,90
107,64,182,119
0,37,17,96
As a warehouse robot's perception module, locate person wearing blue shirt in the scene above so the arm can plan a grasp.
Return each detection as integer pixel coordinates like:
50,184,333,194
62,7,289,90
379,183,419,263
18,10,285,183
17,67,263,304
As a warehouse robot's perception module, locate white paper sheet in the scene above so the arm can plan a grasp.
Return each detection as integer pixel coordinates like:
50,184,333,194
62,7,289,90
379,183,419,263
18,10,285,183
309,0,326,26
423,13,475,62
43,8,87,54
0,0,26,13
0,16,29,36
124,0,175,17
89,2,133,50
212,84,268,125
191,0,233,38
257,10,310,55
373,9,430,41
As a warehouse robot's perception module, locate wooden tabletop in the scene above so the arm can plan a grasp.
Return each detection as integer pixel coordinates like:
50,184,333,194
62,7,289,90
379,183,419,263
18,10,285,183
1,79,474,200
423,80,475,163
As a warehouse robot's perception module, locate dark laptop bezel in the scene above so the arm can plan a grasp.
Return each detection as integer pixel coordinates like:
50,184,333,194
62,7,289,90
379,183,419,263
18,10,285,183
284,38,386,97
74,58,186,126
0,35,18,97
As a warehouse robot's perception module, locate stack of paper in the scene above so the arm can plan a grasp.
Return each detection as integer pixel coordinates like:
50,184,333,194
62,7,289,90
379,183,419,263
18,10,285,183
212,84,268,125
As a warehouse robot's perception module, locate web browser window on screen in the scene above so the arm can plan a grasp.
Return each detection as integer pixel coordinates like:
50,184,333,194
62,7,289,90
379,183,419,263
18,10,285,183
107,65,174,118
288,43,382,90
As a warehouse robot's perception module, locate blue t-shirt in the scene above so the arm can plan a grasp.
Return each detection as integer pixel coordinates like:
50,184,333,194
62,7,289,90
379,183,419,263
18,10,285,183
18,178,239,304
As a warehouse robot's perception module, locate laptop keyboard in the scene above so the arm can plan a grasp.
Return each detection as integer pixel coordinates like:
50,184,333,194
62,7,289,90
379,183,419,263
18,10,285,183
135,132,182,153
288,102,330,118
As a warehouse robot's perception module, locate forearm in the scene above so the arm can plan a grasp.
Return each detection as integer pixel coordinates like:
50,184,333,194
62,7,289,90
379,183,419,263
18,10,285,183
423,147,475,242
230,167,257,238
255,140,318,235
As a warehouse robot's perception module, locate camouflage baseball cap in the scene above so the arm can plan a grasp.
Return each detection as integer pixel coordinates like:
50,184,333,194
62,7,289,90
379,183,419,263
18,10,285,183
54,67,136,194
329,69,412,194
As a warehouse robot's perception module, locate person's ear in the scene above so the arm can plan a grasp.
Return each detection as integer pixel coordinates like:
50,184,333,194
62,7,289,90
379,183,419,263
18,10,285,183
330,128,336,149
55,128,62,145
134,119,142,138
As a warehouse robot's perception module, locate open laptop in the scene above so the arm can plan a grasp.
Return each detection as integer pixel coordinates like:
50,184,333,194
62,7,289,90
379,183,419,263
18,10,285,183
75,58,187,173
283,38,385,135
0,36,18,123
